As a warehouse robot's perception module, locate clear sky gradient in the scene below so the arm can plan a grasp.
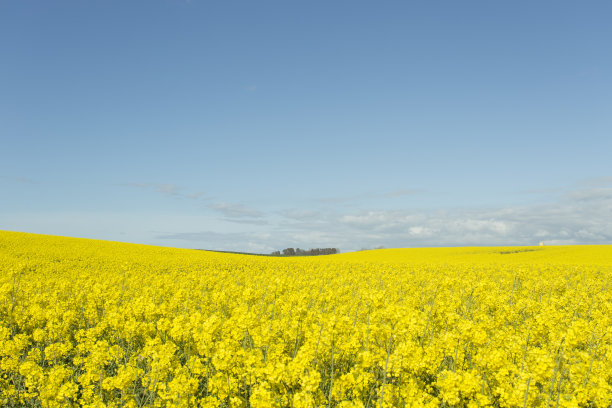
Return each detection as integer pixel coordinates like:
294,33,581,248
2,1,611,252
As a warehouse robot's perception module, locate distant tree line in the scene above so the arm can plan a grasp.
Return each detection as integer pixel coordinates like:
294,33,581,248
270,248,339,256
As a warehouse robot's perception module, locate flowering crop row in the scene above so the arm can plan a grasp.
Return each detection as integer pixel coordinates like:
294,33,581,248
1,231,611,407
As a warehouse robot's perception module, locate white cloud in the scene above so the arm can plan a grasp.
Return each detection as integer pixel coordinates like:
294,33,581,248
319,189,424,204
567,187,612,202
223,218,269,226
280,209,321,221
121,182,209,200
8,182,610,254
576,176,612,188
384,189,423,197
285,185,610,250
157,184,611,251
0,176,39,184
155,184,181,196
340,212,385,226
15,177,38,184
186,191,207,199
409,226,433,237
209,202,263,218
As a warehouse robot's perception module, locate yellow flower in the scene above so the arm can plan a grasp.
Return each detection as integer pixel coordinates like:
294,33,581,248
1,230,611,408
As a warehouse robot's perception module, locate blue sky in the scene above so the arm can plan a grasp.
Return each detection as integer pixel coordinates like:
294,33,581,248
2,0,611,252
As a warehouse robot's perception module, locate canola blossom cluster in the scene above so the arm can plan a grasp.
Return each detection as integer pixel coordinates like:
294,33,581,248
1,231,611,407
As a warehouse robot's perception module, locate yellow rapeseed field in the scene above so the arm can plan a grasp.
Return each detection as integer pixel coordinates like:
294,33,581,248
1,230,611,408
